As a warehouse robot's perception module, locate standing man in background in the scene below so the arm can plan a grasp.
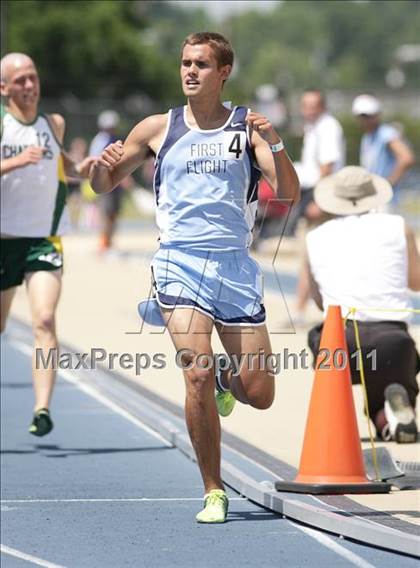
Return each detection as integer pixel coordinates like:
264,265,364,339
89,110,133,254
352,94,415,208
0,53,94,436
289,89,345,326
66,136,88,228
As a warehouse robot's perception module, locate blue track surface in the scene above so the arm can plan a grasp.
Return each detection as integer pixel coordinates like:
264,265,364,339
1,336,418,567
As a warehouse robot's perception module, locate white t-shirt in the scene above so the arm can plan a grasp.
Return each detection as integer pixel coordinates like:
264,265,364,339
295,113,345,189
306,214,411,322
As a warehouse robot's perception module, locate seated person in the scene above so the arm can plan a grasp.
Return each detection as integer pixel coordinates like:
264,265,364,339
304,166,419,443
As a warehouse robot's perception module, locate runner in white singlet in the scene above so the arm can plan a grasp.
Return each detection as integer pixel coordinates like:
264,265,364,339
0,53,95,436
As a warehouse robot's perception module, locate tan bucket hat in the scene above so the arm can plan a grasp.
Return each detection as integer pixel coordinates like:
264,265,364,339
314,166,393,215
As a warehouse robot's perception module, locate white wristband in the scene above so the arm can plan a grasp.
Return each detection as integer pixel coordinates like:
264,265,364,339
270,140,284,153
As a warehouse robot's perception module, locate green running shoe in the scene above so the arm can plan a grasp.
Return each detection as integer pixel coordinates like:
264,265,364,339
196,489,229,523
29,408,54,437
214,353,236,417
215,390,236,417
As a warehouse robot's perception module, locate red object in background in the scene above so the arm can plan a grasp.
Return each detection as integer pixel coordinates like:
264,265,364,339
258,179,289,218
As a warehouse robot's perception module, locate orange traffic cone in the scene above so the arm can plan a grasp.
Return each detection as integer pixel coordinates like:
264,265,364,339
275,305,390,494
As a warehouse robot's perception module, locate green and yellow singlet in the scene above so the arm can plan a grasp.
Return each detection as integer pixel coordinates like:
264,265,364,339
1,111,70,237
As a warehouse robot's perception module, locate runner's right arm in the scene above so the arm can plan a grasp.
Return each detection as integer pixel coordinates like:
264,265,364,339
1,146,44,175
90,114,167,194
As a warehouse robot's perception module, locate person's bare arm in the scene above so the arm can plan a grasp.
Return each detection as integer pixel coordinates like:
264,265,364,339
319,163,334,178
48,113,65,144
48,114,78,176
405,223,420,291
247,112,300,203
304,249,323,310
46,113,95,178
1,146,44,175
90,114,167,194
387,138,415,186
61,150,96,179
303,163,335,220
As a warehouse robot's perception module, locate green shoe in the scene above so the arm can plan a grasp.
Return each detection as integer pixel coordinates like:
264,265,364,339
196,489,229,523
214,353,236,417
29,408,54,437
215,390,236,417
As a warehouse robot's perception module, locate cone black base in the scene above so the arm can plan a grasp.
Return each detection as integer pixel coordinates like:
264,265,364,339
275,480,392,494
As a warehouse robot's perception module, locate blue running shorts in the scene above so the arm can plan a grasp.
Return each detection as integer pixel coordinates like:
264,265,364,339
151,245,265,326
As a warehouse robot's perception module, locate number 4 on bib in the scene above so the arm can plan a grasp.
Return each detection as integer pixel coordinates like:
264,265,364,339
223,132,246,160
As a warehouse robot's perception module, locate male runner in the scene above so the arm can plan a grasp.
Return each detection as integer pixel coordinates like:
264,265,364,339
1,53,94,436
91,32,299,523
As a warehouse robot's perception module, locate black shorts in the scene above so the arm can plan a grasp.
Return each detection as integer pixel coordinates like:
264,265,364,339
0,237,63,291
308,319,420,418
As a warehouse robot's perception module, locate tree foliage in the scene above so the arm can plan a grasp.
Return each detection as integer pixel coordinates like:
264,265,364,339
3,0,420,103
228,0,420,96
3,0,179,101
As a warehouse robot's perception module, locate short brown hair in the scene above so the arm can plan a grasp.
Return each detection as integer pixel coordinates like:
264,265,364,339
181,32,234,68
303,88,326,107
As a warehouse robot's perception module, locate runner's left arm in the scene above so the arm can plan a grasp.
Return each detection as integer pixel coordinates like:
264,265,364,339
248,112,300,203
48,113,96,178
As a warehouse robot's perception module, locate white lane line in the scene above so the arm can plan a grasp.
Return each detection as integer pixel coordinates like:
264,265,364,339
1,497,245,503
0,544,66,568
8,339,171,447
290,522,378,568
